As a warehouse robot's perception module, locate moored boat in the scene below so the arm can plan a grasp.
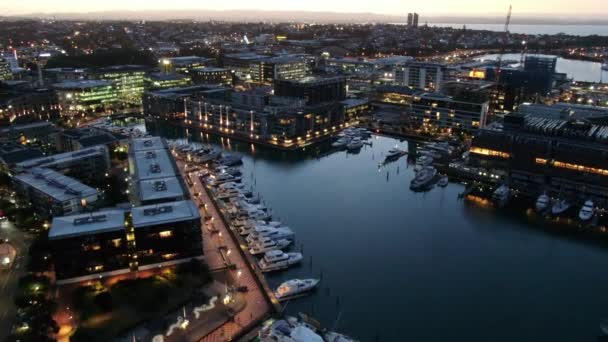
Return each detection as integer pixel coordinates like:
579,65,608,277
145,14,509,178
274,278,320,300
579,199,595,221
551,198,571,215
535,193,550,212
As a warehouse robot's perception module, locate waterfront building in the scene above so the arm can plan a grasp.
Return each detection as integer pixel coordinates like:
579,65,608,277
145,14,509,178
130,200,202,266
324,56,413,75
410,92,489,133
145,72,192,91
13,167,101,217
128,137,187,206
274,76,347,105
0,142,44,173
160,56,214,74
395,61,447,91
190,67,233,86
94,65,147,106
470,108,608,205
52,80,118,117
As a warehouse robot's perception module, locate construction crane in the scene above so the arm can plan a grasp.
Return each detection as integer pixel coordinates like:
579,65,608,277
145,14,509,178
488,5,512,121
495,5,512,85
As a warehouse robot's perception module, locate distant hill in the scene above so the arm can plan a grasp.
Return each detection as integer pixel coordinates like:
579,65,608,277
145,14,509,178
3,10,608,25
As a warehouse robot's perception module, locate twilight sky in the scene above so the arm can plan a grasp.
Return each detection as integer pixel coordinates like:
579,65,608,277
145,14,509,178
2,0,607,16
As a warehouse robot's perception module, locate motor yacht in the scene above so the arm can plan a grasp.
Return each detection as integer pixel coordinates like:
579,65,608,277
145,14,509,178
385,146,406,160
249,237,292,255
246,227,295,244
414,155,434,171
492,184,511,208
579,200,595,221
274,278,320,300
332,137,351,148
324,332,359,342
551,198,571,215
437,175,448,187
259,250,303,272
410,166,437,191
346,138,364,151
535,193,550,212
259,319,323,342
216,189,241,200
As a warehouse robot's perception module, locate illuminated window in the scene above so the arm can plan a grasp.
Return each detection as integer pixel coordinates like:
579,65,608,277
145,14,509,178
111,238,122,248
536,159,608,176
159,230,173,238
470,147,510,159
162,253,177,260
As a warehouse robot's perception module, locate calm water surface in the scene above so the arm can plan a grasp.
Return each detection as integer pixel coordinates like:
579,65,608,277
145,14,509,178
477,53,608,83
149,124,608,341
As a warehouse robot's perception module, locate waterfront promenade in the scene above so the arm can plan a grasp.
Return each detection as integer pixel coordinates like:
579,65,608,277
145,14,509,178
175,157,278,341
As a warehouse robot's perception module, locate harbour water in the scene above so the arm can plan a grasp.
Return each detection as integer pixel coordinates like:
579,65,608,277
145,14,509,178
429,23,608,36
146,122,608,341
477,53,608,83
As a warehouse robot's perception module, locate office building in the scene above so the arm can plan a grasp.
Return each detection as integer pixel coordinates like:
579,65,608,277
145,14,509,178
145,72,192,91
160,56,214,74
395,61,447,90
0,87,60,125
274,76,347,105
190,67,233,86
0,58,12,81
94,65,147,105
13,167,101,217
53,80,118,117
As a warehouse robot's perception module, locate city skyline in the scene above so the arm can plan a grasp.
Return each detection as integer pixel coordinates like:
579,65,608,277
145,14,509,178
2,0,607,17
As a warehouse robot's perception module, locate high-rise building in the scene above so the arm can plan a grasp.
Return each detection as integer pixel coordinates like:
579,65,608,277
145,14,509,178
407,13,419,28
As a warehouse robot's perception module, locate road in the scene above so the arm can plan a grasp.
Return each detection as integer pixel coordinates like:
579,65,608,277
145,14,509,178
0,219,31,340
175,157,277,341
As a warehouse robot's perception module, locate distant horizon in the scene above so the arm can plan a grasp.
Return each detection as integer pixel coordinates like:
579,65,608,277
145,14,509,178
2,8,608,25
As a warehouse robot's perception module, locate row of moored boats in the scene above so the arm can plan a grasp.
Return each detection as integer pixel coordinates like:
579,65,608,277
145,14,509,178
331,127,371,152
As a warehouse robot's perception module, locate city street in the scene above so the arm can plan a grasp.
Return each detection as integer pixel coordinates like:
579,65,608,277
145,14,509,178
0,219,31,340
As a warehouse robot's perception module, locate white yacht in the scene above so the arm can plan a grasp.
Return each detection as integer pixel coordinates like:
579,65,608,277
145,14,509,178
535,193,550,212
324,332,359,342
346,138,364,151
259,319,323,342
274,278,320,300
551,198,571,215
410,166,437,191
246,227,295,244
385,146,405,160
437,175,448,187
492,185,511,208
249,238,291,255
332,137,351,148
216,188,241,200
579,200,595,221
414,155,434,172
259,250,303,272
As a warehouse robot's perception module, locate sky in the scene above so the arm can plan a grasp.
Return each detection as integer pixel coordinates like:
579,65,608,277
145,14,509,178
1,0,607,16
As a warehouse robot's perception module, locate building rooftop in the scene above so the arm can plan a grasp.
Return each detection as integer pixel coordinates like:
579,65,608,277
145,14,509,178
16,145,108,170
130,137,166,152
138,177,185,203
52,80,112,90
147,72,191,81
49,209,125,240
131,200,200,228
132,149,176,181
14,168,99,203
